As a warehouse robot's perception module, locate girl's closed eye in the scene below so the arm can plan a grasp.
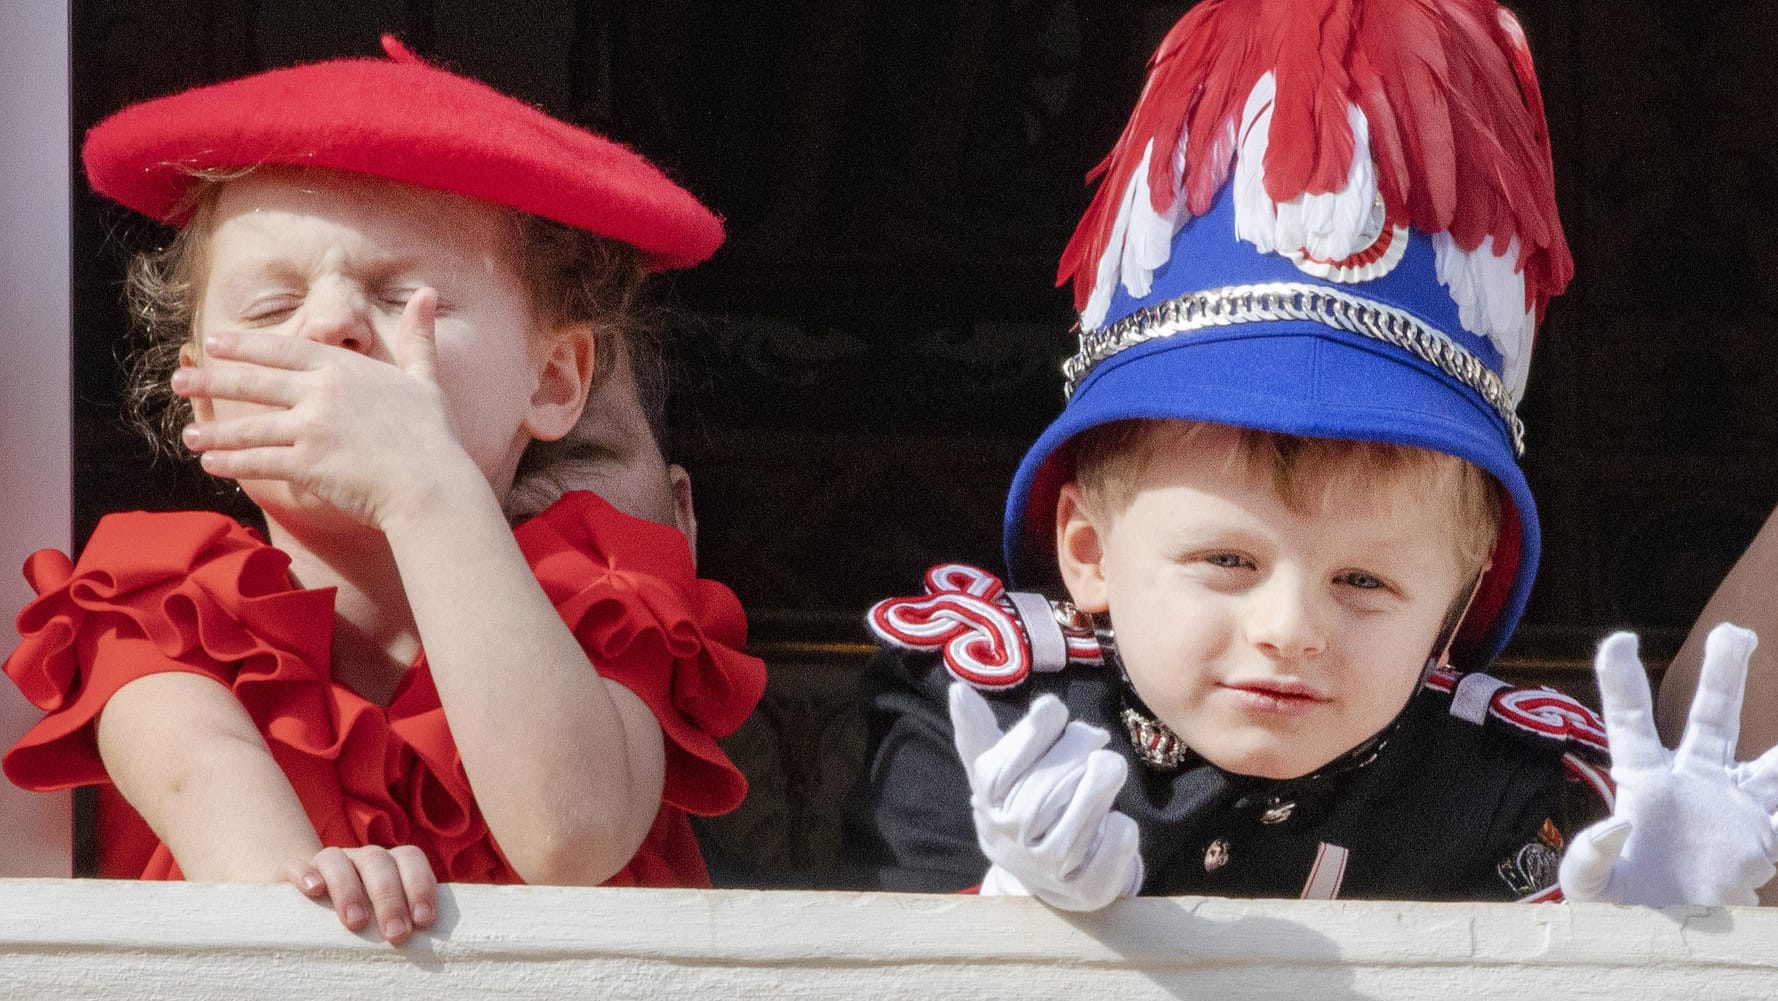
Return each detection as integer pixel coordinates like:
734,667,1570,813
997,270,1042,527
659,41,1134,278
377,287,421,311
379,286,452,315
239,293,304,325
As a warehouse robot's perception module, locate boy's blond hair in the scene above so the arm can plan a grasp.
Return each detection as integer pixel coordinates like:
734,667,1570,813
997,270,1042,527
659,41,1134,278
1071,419,1502,579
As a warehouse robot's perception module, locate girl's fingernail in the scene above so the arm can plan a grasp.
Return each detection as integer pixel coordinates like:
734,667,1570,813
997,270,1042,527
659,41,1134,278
382,917,408,941
345,903,368,928
302,873,323,893
181,426,201,446
412,902,434,926
170,370,191,391
203,334,223,352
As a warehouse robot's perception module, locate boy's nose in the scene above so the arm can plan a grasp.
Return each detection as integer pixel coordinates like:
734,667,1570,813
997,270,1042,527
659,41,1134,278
297,285,373,353
1246,576,1328,660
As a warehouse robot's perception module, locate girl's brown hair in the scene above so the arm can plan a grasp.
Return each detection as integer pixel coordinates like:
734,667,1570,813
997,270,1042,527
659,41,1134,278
120,169,652,458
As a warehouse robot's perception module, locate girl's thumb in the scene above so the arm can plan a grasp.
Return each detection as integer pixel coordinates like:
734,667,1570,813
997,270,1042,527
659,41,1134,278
396,288,441,380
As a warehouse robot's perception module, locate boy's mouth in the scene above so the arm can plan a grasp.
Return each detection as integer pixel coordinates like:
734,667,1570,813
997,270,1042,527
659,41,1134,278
1218,679,1330,715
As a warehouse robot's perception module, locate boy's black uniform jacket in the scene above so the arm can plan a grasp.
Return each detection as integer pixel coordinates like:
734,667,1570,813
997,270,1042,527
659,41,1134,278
842,634,1605,902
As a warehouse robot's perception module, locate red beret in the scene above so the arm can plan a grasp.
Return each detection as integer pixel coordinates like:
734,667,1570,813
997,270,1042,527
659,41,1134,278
82,36,722,270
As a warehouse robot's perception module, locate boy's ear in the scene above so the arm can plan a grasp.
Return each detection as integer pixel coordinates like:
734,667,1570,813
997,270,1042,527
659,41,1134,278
1055,482,1110,613
525,322,597,442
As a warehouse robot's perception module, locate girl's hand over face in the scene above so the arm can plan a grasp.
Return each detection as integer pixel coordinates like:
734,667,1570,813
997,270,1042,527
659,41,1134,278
174,289,488,530
284,844,439,945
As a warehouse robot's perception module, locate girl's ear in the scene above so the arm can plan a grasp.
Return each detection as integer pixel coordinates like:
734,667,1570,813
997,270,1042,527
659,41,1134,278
525,322,597,442
668,463,697,565
1055,482,1110,613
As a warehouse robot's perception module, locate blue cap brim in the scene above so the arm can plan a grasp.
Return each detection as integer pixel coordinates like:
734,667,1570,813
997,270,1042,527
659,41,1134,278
1002,322,1538,668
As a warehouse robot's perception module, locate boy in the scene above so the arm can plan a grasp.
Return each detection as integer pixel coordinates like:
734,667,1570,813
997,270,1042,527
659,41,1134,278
843,0,1778,907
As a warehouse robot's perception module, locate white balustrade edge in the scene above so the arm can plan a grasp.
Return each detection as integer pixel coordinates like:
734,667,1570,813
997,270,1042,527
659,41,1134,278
0,879,1774,1000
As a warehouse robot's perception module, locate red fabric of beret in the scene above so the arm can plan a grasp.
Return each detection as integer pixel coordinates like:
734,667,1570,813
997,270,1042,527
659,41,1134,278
82,36,722,270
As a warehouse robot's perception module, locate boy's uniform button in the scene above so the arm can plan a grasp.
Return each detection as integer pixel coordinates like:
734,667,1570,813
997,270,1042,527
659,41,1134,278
1203,838,1231,872
1259,799,1295,824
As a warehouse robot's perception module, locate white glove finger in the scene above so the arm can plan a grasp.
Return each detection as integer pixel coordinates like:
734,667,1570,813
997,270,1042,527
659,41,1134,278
1674,623,1757,775
950,682,1007,772
1035,747,1129,879
996,720,1111,843
997,755,1088,845
1592,632,1667,773
1054,809,1143,911
972,692,1073,805
1103,811,1146,898
1731,742,1778,811
1556,817,1631,903
1714,837,1773,907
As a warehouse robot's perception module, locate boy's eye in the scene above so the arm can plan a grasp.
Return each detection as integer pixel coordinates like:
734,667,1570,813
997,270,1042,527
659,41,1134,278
1335,570,1387,591
378,288,419,309
1203,552,1253,570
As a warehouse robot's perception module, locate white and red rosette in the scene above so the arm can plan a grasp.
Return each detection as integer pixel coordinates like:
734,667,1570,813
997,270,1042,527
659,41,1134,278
867,564,1033,690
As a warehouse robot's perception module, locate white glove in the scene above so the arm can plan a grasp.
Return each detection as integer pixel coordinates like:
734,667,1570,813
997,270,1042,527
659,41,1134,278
1559,623,1778,906
949,682,1144,910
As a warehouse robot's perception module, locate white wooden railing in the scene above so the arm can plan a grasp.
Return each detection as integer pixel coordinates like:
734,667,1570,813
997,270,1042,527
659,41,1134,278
1,880,1775,999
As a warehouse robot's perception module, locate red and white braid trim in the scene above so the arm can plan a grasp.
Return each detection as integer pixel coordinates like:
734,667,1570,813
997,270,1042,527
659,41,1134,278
867,563,1100,689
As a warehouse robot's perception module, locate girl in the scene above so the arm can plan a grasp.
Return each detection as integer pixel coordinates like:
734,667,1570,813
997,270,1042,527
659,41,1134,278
3,38,765,944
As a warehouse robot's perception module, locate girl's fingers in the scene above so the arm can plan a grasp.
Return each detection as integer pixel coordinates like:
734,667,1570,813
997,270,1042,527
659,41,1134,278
394,288,440,384
199,330,329,370
345,847,416,944
301,846,434,945
311,846,373,933
390,845,439,929
281,858,326,899
194,446,308,483
182,413,299,453
172,361,304,409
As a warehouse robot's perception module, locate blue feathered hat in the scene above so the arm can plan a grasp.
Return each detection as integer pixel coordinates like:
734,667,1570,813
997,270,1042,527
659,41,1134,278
1003,0,1573,668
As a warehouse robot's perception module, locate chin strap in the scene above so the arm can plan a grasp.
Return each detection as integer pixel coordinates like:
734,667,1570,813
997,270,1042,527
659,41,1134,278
1421,565,1489,682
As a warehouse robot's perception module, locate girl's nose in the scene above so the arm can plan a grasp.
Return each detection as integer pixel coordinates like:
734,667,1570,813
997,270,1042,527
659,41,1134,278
297,284,373,353
1246,574,1328,660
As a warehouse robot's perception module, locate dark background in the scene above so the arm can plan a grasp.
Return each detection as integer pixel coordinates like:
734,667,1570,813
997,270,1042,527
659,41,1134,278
67,1,1778,875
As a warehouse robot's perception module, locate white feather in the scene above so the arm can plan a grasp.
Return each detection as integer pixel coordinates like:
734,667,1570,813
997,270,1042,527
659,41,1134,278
1082,138,1190,332
1120,145,1187,301
1233,73,1281,253
1433,231,1535,401
1081,142,1144,331
1233,75,1383,262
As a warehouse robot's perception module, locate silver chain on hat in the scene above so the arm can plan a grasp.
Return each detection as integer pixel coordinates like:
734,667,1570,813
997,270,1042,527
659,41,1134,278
1063,281,1525,457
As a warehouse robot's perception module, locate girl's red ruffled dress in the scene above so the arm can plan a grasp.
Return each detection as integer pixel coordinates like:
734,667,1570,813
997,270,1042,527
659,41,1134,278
1,490,766,886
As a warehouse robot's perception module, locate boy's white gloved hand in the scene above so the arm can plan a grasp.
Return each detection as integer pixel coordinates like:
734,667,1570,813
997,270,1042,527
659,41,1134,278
1559,623,1778,906
949,682,1143,911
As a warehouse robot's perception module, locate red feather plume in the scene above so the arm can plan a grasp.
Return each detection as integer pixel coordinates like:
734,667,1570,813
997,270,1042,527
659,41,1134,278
1059,0,1573,327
